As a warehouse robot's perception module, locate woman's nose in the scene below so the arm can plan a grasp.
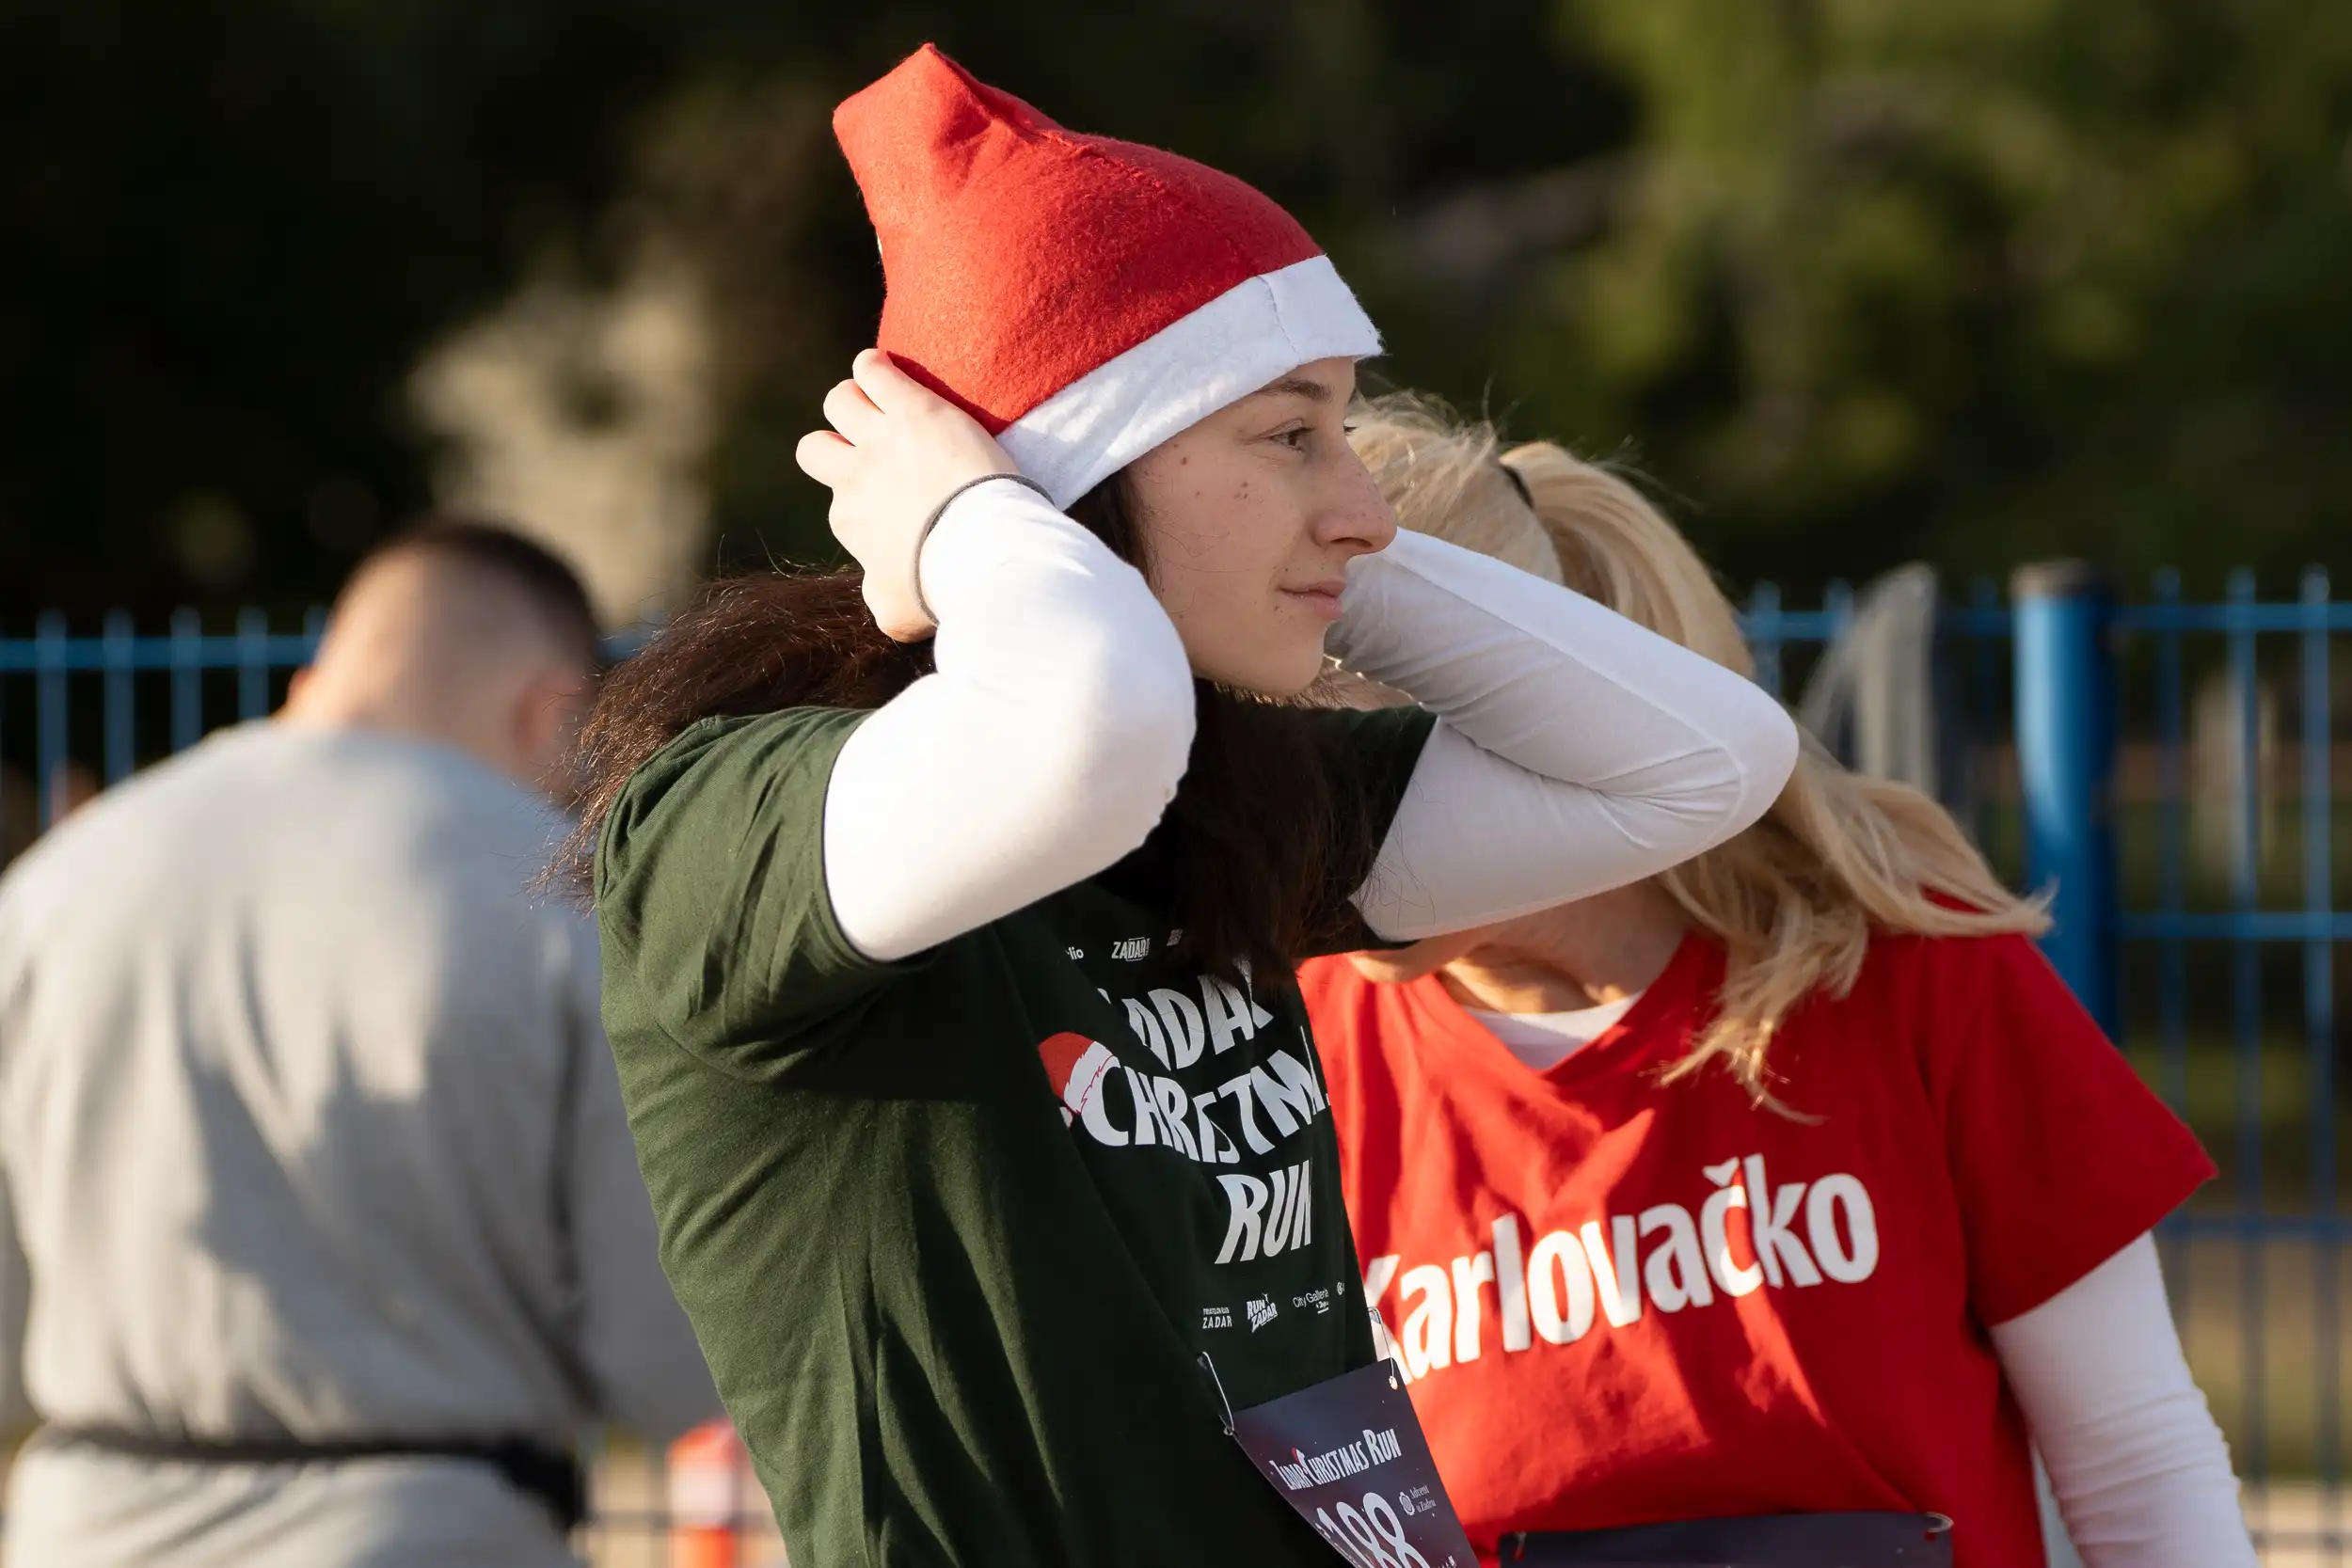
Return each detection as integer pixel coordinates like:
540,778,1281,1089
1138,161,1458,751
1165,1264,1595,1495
1319,472,1399,558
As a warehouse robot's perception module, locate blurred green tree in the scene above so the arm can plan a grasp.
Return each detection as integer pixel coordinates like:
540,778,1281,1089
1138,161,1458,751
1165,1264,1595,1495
1476,0,2352,595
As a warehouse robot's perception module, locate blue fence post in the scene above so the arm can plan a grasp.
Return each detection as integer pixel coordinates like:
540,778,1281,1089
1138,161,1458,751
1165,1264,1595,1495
1747,581,1783,700
2300,566,2339,1532
34,611,68,833
170,609,203,752
2012,562,2121,1037
102,609,135,784
236,607,269,720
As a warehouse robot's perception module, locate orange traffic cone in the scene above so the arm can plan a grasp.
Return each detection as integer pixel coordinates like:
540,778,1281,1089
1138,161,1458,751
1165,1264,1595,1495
668,1419,750,1568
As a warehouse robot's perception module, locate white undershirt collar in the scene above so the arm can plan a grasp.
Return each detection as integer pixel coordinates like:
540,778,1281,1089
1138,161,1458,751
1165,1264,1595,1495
1464,991,1644,1072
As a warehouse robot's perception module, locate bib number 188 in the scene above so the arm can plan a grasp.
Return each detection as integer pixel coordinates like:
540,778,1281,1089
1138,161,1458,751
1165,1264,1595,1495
1312,1492,1434,1568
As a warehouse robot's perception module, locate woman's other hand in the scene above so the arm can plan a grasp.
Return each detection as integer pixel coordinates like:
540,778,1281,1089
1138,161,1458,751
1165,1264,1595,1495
796,349,1019,641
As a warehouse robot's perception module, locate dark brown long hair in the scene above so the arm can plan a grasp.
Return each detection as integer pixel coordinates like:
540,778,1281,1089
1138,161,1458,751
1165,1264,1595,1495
557,478,1386,982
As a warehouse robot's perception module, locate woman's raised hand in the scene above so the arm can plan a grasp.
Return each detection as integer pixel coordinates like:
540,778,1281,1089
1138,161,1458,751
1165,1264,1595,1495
795,349,1019,641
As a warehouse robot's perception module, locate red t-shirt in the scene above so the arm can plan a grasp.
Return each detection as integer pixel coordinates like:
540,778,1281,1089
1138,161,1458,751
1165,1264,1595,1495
1301,930,2214,1568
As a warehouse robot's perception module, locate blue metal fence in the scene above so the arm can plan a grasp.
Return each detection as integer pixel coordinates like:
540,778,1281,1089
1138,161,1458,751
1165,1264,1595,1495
1744,565,2351,1562
4,575,2349,1560
0,609,327,834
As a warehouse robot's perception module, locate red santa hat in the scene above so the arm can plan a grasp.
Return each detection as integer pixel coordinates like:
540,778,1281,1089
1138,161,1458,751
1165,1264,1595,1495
834,45,1381,507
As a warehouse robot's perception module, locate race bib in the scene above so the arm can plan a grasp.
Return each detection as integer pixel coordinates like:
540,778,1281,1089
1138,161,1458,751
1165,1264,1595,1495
1217,1356,1479,1568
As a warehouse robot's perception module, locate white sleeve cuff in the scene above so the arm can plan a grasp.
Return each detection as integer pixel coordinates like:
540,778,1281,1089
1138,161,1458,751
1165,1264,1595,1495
1991,1234,2255,1568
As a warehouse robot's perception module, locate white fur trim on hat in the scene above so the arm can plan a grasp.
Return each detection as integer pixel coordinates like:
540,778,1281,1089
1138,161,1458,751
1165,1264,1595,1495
998,254,1381,509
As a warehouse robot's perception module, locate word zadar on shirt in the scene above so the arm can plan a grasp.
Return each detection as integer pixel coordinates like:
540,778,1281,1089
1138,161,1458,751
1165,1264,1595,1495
1363,1154,1880,1381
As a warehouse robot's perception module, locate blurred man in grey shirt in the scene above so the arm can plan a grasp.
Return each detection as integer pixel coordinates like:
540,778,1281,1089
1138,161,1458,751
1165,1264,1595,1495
0,521,718,1567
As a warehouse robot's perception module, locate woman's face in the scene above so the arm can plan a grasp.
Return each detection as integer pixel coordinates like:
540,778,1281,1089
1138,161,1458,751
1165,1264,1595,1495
1124,356,1396,695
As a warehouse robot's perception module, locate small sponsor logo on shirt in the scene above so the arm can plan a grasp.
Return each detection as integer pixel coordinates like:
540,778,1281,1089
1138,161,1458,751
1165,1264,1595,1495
1201,1305,1233,1331
1065,946,1085,961
1247,1295,1279,1332
1110,937,1152,960
1168,927,1184,946
1292,1286,1333,1316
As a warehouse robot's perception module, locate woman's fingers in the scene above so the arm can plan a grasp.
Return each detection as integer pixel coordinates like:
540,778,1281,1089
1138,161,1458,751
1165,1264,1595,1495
795,429,854,485
821,378,884,442
850,347,918,412
803,347,1020,643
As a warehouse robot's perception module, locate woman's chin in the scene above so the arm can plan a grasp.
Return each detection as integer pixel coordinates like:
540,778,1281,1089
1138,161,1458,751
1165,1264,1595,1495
1347,950,1437,984
1190,645,1330,700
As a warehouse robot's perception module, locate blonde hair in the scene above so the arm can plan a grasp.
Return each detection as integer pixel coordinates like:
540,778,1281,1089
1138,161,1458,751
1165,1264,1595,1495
1350,395,2047,1105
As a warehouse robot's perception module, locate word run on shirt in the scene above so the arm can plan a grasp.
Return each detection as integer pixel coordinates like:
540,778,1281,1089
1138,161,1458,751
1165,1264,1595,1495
1363,1154,1882,1381
1039,971,1333,1269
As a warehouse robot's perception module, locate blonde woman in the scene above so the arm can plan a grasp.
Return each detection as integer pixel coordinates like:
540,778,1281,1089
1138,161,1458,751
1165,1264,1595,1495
1304,400,2254,1568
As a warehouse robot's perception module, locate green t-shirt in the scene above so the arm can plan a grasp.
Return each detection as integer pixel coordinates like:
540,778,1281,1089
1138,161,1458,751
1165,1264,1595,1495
596,703,1435,1567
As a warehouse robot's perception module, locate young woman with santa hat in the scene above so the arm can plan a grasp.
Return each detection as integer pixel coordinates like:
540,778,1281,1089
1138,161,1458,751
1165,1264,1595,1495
1301,398,2255,1568
566,44,1798,1568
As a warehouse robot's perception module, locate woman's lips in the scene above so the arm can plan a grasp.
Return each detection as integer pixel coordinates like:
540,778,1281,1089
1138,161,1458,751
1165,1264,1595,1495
1282,579,1348,621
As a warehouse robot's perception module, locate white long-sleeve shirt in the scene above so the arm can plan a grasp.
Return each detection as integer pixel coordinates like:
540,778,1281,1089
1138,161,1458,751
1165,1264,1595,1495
1994,1234,2256,1568
823,479,1800,961
0,724,720,1568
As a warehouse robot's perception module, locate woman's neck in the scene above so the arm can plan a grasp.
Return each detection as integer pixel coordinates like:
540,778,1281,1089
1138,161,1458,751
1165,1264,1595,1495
1437,880,1691,1015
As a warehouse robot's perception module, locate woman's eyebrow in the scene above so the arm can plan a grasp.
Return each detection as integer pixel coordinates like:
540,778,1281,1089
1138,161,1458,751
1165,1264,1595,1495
1241,374,1336,405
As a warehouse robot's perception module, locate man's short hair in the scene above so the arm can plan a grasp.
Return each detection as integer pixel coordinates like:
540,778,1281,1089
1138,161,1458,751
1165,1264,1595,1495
352,516,602,671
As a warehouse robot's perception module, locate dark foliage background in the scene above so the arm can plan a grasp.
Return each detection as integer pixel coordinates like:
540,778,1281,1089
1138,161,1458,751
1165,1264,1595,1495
5,0,2350,623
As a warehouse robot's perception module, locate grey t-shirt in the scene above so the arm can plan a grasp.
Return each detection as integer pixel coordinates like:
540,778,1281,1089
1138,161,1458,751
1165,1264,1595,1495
0,723,717,1566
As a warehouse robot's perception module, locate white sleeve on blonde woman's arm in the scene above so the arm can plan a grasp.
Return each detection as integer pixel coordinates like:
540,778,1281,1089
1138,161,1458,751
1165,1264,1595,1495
1991,1233,2256,1568
822,479,1197,961
1329,529,1800,939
